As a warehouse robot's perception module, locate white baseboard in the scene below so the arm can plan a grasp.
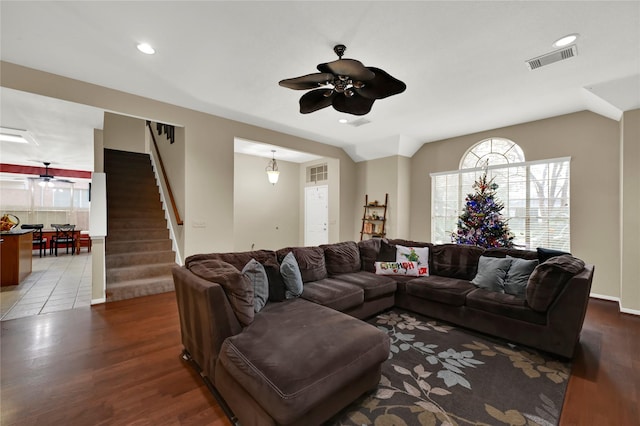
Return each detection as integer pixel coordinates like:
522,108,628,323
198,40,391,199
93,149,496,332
620,306,640,316
91,298,106,305
589,293,640,316
589,293,620,302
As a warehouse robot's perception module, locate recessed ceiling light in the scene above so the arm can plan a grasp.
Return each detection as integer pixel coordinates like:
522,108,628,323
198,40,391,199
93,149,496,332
553,34,579,48
338,119,348,124
137,42,155,55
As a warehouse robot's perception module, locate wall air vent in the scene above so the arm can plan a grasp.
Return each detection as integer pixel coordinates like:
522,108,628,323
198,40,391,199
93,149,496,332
525,45,578,70
347,118,371,127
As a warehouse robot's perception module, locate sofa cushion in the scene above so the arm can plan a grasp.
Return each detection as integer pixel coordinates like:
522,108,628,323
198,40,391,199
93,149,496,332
404,275,476,306
280,252,303,299
320,241,361,275
526,254,586,312
337,271,397,300
483,247,538,260
187,259,254,326
430,244,484,280
186,249,278,272
504,256,538,298
358,238,383,273
277,246,327,283
466,288,547,325
263,263,286,302
471,256,512,293
241,259,269,312
218,298,389,424
301,279,364,311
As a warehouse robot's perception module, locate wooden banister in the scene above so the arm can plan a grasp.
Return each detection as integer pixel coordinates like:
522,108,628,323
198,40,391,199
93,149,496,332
146,121,184,226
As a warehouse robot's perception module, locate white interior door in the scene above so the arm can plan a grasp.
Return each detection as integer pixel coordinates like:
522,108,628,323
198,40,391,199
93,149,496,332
305,185,328,246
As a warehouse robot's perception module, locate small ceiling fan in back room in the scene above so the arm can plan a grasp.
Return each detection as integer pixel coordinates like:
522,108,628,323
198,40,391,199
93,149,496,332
29,162,74,186
279,44,406,116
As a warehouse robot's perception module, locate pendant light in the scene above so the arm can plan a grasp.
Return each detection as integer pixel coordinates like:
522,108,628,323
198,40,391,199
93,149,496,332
265,150,279,185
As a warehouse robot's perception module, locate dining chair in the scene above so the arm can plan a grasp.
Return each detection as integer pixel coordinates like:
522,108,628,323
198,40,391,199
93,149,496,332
50,224,77,256
21,224,47,257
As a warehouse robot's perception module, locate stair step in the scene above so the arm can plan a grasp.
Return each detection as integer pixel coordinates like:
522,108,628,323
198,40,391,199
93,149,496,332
108,209,166,220
106,262,175,284
106,276,175,302
107,228,169,242
108,218,168,229
106,239,173,254
106,250,175,268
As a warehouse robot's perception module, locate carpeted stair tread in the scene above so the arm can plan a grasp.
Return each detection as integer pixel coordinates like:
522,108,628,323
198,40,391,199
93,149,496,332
105,276,175,302
106,250,176,268
105,148,177,302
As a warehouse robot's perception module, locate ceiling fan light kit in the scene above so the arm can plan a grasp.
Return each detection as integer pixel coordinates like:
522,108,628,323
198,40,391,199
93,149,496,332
279,44,406,116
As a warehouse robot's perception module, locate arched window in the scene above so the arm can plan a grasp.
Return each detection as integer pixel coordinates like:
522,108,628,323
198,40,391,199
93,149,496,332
431,138,570,250
460,138,525,169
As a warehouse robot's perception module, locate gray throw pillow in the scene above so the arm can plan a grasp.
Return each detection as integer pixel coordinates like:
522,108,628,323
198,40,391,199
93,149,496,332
471,256,512,293
280,252,303,299
242,259,269,312
504,256,539,298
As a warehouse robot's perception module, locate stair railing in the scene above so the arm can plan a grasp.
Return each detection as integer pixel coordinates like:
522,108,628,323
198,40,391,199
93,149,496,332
146,121,183,226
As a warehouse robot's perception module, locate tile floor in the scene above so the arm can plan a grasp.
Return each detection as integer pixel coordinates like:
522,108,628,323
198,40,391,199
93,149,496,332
1,251,92,321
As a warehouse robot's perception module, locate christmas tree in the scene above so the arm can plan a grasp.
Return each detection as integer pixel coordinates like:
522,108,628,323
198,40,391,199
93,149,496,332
452,173,514,248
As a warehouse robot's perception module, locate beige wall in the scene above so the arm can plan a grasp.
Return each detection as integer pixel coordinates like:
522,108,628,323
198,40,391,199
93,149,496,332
620,109,640,313
0,61,357,258
234,153,300,250
410,111,621,300
103,112,146,153
356,155,411,240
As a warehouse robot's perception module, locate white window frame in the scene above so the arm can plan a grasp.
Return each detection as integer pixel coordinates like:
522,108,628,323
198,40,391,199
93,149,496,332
431,157,571,251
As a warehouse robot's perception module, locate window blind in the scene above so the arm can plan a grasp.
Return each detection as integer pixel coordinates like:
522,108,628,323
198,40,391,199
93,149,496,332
431,157,570,251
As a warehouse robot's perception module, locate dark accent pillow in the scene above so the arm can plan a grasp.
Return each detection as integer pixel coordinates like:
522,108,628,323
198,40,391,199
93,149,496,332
263,263,285,302
280,252,303,299
504,256,538,298
484,247,538,260
537,247,571,263
276,246,327,283
320,241,361,275
188,259,254,326
526,254,585,312
471,256,512,293
377,240,397,261
242,259,268,312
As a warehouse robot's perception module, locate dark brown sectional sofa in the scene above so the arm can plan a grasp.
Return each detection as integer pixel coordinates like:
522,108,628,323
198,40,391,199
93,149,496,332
172,239,594,426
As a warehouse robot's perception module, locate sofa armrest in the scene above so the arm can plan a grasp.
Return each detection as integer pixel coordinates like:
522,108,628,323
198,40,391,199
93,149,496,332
172,265,242,380
545,264,595,358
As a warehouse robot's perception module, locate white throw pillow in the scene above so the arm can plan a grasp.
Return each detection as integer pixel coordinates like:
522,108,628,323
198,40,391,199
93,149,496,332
375,261,420,276
395,245,429,276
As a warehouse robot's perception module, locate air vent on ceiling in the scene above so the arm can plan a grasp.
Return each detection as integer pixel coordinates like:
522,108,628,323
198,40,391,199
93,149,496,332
347,118,371,127
525,45,578,70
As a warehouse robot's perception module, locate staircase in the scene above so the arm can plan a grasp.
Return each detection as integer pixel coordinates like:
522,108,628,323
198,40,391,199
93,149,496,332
105,149,176,302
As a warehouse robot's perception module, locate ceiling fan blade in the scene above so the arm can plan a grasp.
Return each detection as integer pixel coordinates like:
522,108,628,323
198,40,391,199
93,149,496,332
299,89,335,114
332,94,375,116
355,67,407,100
317,59,375,81
279,73,334,90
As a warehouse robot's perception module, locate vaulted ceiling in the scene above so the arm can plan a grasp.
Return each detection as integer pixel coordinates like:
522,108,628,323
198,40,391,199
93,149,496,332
1,1,638,171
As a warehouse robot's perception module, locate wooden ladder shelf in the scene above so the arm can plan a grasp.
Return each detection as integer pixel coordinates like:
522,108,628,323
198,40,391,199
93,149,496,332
360,193,388,241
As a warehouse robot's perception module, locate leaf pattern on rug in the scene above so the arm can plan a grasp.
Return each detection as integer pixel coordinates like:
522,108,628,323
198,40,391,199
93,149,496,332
327,310,571,426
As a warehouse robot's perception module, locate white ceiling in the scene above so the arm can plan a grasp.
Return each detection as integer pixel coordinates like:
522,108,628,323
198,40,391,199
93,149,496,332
1,1,639,171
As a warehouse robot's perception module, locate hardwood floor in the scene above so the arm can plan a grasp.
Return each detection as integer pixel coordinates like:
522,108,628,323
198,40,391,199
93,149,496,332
1,294,638,425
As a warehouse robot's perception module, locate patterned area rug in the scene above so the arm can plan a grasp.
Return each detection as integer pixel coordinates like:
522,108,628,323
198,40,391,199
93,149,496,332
327,309,571,426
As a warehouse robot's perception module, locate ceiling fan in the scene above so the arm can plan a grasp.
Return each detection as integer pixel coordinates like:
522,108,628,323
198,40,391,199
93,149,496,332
28,162,74,185
279,44,406,116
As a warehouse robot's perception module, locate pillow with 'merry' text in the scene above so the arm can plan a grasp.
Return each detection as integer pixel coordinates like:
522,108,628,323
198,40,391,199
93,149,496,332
375,261,420,276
